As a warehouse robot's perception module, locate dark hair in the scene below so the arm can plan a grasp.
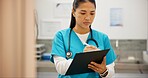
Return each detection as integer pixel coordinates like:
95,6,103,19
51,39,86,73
70,0,96,28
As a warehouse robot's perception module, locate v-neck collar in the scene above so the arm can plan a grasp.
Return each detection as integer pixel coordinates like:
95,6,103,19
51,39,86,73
71,29,91,48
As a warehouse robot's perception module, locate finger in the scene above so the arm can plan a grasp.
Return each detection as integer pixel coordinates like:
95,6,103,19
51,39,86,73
85,45,95,48
83,46,91,50
90,45,98,49
90,62,100,68
88,63,96,69
88,64,98,72
88,64,103,73
83,47,92,51
88,66,98,72
83,45,100,52
89,46,100,51
84,46,94,50
101,56,106,65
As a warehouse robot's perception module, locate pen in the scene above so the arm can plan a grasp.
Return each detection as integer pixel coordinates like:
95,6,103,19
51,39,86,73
83,42,90,46
83,42,101,50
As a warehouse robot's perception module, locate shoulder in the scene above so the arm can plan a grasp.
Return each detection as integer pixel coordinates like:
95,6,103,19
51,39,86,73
92,29,108,38
55,28,71,37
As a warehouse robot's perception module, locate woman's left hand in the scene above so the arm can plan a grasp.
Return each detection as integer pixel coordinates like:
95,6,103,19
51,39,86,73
88,56,107,74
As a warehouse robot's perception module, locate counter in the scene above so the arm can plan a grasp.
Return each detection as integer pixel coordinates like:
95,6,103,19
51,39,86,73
37,61,148,73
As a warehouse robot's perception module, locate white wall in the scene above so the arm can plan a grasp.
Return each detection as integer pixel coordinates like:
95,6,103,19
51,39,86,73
36,0,148,39
93,0,148,39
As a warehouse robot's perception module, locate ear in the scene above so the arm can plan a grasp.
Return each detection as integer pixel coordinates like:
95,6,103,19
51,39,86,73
72,9,75,17
73,13,75,17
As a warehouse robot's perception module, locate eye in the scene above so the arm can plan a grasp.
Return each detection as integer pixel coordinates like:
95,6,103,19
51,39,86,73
80,13,86,15
90,12,95,15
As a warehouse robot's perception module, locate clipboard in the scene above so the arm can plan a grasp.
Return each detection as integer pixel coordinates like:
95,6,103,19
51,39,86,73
65,49,110,75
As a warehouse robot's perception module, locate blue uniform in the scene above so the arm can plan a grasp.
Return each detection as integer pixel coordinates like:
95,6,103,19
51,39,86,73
50,28,116,78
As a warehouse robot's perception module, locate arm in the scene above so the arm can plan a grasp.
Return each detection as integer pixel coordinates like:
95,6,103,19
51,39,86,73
102,35,116,77
53,55,72,75
102,62,115,78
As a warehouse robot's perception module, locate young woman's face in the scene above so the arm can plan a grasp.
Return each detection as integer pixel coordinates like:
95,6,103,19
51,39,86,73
73,1,96,29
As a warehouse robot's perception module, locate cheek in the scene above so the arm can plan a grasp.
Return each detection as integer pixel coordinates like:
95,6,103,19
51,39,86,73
91,15,95,19
76,15,84,22
92,15,95,18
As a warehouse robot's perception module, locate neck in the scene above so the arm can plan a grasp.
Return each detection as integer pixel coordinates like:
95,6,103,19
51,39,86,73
73,25,90,34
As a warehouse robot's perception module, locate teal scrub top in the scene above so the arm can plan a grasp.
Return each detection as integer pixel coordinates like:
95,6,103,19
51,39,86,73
50,28,116,78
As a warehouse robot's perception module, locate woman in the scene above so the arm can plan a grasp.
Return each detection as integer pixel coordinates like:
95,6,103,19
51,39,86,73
50,0,116,78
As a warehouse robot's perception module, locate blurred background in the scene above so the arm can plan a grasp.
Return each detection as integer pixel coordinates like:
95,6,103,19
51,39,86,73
0,0,148,78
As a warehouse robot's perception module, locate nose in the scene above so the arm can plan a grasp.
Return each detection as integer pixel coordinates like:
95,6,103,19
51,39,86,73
85,15,91,21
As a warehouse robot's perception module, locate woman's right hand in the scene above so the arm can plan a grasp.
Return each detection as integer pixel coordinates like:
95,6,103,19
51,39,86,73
83,45,100,52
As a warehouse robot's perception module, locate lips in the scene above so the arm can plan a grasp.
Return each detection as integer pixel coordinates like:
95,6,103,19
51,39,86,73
83,22,91,25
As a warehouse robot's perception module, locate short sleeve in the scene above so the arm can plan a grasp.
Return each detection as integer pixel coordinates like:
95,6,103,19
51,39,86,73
50,31,66,63
104,35,117,65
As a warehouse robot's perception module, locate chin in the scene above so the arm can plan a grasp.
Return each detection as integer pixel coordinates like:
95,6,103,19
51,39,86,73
83,26,90,29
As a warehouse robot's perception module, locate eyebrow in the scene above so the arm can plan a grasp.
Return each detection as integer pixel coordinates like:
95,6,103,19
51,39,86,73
80,10,95,12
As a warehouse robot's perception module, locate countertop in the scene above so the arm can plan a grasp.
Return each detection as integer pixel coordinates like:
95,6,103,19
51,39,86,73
37,61,148,73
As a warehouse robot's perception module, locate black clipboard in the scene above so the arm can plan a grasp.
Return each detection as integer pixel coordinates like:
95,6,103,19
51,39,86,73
65,49,110,75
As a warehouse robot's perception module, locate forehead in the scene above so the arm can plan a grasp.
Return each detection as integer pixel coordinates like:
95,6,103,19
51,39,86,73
76,2,96,11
